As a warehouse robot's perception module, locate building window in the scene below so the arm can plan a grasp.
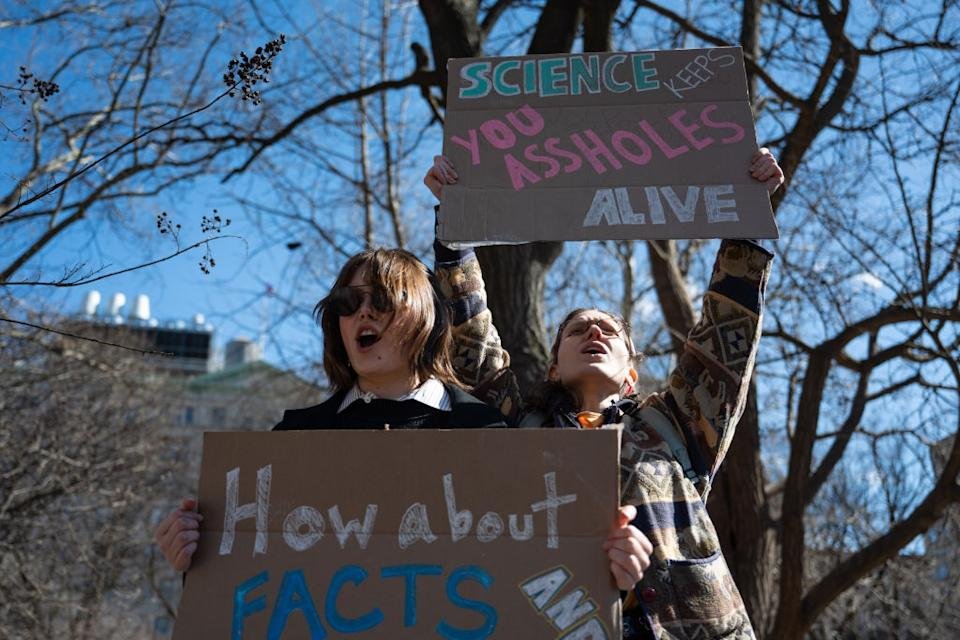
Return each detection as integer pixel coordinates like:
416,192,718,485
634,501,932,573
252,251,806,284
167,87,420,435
183,406,194,425
211,407,226,425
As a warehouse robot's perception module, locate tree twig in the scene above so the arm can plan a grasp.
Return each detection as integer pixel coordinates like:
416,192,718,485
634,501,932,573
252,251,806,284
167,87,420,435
2,235,244,287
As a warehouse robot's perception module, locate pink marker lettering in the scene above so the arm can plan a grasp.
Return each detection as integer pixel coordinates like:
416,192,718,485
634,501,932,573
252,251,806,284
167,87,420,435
668,109,715,151
504,153,541,191
545,137,582,174
610,130,652,166
479,118,516,150
570,130,622,175
524,144,561,179
699,104,744,144
505,104,545,137
638,120,689,159
451,129,481,166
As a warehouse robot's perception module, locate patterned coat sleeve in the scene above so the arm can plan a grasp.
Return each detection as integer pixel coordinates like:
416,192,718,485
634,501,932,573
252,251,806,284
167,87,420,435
639,239,773,493
433,239,523,424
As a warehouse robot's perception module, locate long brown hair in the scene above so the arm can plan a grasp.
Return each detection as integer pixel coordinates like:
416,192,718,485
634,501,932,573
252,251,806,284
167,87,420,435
314,248,460,393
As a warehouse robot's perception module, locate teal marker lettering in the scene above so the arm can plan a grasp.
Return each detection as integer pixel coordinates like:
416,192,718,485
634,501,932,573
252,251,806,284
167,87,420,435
570,55,601,95
631,53,659,91
523,60,537,94
539,57,568,97
493,60,521,96
459,62,491,99
602,54,630,93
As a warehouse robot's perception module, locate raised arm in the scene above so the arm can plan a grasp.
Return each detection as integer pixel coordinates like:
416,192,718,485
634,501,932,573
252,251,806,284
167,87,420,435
426,156,522,423
637,149,780,492
642,239,773,486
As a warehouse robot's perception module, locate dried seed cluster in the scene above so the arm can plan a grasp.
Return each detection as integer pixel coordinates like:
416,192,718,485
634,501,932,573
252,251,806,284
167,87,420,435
223,34,286,105
17,67,60,104
200,209,231,234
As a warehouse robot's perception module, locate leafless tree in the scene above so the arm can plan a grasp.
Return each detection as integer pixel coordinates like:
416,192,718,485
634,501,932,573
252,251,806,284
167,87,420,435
4,2,959,638
0,312,187,638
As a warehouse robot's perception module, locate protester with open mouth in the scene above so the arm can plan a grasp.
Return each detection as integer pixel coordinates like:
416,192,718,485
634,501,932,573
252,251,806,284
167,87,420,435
155,247,650,595
154,248,506,573
424,149,782,639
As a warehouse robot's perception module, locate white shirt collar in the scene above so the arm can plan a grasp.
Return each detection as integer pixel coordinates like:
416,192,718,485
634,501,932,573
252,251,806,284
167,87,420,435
337,377,452,413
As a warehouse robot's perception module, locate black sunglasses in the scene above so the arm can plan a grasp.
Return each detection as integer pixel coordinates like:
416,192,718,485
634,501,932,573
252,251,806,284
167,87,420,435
325,285,394,316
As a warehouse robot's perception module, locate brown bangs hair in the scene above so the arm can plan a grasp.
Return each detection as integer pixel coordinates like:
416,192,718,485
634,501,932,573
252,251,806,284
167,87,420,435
547,307,640,367
313,248,460,392
527,307,642,422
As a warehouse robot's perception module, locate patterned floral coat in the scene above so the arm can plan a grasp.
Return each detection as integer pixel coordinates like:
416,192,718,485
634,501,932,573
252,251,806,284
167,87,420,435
434,239,773,640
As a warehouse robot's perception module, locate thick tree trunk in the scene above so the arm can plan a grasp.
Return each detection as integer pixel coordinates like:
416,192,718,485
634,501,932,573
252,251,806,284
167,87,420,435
478,0,627,392
717,5,780,629
417,0,481,92
475,0,586,391
645,239,695,353
476,242,564,392
707,383,777,637
420,0,607,392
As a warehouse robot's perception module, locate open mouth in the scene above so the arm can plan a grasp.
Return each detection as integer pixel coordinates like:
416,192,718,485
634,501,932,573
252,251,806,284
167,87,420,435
356,329,381,348
582,342,607,355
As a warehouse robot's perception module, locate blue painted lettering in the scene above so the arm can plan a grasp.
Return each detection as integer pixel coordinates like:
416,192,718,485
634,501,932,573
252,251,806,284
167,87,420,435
267,570,326,640
381,564,443,627
325,565,383,634
232,570,269,640
436,566,498,640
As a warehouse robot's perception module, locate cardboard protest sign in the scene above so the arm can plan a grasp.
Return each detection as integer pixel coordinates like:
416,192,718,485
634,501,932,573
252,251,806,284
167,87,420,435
439,47,778,244
173,429,621,639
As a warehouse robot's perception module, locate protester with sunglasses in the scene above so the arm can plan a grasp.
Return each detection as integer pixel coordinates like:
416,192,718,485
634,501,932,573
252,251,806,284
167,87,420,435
272,247,509,430
425,149,781,639
155,247,506,572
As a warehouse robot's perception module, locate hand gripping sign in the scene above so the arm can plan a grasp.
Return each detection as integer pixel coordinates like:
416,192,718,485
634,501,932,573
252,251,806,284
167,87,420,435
173,429,621,639
438,47,778,245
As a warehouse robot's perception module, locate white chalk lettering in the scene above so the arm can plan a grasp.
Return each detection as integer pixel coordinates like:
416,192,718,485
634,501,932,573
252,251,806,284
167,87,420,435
328,504,378,550
582,184,738,227
282,506,324,552
705,184,739,222
545,589,597,631
530,472,578,549
443,473,473,542
398,503,437,549
660,185,700,223
662,49,736,99
219,464,271,556
615,187,644,224
583,188,620,226
476,511,504,542
520,566,571,610
509,513,534,541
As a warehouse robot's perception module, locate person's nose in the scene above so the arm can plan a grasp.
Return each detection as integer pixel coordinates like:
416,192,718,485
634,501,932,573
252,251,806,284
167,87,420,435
586,323,604,340
357,292,377,318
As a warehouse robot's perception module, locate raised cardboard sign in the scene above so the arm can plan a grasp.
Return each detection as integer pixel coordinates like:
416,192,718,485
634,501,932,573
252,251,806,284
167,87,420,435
173,429,621,639
439,47,777,244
